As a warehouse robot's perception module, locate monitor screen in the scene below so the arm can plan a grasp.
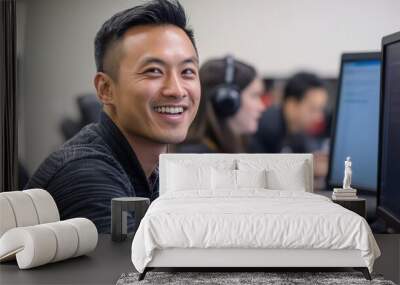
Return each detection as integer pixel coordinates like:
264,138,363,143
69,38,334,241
329,55,381,191
379,39,400,225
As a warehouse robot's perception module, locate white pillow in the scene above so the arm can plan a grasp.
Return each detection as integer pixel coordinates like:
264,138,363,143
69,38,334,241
266,166,307,191
167,163,211,191
236,169,267,189
211,168,237,190
238,159,308,191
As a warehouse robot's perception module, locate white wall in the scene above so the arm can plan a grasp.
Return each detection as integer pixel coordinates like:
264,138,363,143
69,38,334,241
17,0,400,174
186,0,400,77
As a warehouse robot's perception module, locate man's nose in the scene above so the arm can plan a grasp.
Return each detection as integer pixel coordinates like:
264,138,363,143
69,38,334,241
162,71,186,98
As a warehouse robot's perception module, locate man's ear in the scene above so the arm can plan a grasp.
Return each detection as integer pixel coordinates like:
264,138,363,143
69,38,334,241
94,72,115,106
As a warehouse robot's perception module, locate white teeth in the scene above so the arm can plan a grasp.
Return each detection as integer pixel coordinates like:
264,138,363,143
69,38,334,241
154,106,184,114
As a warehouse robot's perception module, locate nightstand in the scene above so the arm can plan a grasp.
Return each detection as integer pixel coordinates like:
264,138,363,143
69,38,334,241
332,198,366,218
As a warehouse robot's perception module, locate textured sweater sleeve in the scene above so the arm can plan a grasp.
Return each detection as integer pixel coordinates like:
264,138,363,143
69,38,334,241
30,157,134,233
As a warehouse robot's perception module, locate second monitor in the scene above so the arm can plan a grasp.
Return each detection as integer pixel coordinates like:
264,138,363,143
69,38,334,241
328,52,381,192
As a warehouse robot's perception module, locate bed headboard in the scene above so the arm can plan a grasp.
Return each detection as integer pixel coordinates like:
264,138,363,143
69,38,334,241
159,153,314,195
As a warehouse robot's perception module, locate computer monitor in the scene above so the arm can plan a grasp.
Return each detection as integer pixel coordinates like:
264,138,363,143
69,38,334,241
328,52,381,192
377,31,400,232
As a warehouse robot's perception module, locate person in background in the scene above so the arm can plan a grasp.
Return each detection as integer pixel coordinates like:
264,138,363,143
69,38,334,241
249,71,328,154
25,0,200,233
176,56,265,153
249,71,329,180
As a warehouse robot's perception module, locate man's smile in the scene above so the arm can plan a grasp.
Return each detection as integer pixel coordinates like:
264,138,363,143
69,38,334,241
152,104,190,124
153,104,187,114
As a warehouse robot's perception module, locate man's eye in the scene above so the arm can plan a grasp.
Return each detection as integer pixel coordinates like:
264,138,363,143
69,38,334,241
182,68,196,77
144,68,162,75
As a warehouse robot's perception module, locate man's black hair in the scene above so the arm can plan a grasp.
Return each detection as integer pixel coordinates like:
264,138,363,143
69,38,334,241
94,0,196,78
283,72,325,102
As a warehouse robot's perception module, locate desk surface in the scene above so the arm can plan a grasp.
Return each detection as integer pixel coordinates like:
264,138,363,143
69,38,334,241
0,234,134,285
1,233,398,285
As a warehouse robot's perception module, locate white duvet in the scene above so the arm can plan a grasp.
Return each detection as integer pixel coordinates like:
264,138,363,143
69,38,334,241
131,190,380,273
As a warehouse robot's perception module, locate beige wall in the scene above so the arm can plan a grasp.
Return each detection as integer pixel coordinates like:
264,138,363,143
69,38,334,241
17,0,400,175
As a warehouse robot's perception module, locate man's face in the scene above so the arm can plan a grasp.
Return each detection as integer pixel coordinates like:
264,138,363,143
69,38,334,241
107,25,200,144
293,88,328,131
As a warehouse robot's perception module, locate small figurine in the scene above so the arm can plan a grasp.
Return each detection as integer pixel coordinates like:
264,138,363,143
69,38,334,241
343,156,352,189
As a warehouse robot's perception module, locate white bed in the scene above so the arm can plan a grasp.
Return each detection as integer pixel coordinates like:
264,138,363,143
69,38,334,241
131,154,380,280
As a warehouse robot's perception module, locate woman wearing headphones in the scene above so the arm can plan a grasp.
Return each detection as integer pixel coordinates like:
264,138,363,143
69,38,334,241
176,55,265,153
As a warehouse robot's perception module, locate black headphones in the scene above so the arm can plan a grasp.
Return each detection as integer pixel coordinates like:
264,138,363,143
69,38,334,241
210,55,241,118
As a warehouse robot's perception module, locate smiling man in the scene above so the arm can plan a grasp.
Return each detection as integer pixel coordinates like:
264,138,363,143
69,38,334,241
25,0,200,233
